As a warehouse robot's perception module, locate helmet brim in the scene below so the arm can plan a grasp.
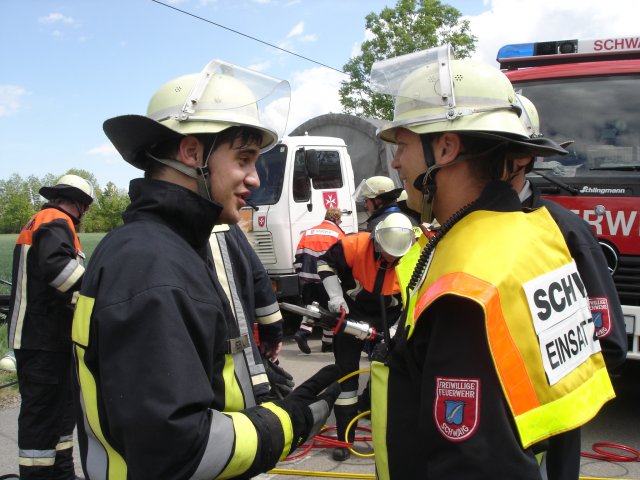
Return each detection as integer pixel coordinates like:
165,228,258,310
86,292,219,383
463,131,568,157
39,185,94,205
104,115,185,170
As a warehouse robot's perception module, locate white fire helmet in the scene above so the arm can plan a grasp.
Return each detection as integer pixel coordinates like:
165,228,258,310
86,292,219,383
39,174,95,206
371,45,567,157
103,59,291,170
516,94,541,137
353,176,398,202
0,351,16,372
372,45,531,142
374,212,416,258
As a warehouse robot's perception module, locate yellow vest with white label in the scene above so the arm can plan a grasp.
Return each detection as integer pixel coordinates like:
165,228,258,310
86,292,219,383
389,207,614,449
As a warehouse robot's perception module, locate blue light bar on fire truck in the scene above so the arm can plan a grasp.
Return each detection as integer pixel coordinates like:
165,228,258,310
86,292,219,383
497,35,640,69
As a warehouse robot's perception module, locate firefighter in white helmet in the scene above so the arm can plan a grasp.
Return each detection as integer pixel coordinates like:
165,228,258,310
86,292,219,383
353,175,407,231
508,94,628,480
72,60,341,480
317,211,415,461
369,46,614,479
7,173,94,479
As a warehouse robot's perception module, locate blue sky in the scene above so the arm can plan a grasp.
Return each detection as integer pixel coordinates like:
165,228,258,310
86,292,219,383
1,0,637,189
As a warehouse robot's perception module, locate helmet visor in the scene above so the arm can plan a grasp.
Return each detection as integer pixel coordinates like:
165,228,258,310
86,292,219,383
152,60,290,152
374,226,416,258
372,46,522,141
352,178,373,202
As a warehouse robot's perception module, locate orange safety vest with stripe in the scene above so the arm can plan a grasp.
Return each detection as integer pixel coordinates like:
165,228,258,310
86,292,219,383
8,207,84,350
371,207,614,480
341,232,399,296
294,220,345,283
16,208,82,252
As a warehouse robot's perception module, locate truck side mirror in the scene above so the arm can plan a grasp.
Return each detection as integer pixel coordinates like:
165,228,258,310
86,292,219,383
305,149,320,178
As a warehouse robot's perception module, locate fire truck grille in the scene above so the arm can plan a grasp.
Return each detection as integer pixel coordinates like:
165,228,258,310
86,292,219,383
244,231,277,265
613,255,640,306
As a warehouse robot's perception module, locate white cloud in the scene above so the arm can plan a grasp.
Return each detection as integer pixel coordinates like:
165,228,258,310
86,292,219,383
286,67,346,132
466,0,639,65
0,85,27,117
88,144,118,156
38,12,74,25
248,60,272,72
298,34,317,43
88,143,122,165
287,21,304,39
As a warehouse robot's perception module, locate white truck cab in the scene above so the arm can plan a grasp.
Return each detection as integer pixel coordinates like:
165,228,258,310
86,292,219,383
240,135,359,299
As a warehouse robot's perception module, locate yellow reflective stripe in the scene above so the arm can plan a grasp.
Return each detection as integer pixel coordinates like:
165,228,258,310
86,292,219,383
55,440,73,451
515,367,615,448
218,411,257,478
75,345,127,479
251,372,269,387
223,354,244,410
19,457,56,467
72,295,93,347
52,259,84,293
370,361,390,480
261,402,294,460
257,310,282,325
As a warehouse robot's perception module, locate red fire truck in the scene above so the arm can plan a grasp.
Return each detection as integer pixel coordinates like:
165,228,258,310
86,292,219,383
497,35,640,360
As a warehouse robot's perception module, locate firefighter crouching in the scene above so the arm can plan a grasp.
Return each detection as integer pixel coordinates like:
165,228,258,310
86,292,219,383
368,46,615,479
317,212,415,461
71,59,341,480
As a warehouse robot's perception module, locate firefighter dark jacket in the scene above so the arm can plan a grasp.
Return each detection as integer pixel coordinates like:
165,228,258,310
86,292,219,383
8,204,85,351
72,178,305,479
371,181,614,479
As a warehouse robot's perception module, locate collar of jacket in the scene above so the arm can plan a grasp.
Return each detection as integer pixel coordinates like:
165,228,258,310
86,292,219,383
468,180,523,215
42,202,81,225
123,178,223,249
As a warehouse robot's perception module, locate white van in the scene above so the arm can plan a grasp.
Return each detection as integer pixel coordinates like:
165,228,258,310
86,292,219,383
240,135,359,300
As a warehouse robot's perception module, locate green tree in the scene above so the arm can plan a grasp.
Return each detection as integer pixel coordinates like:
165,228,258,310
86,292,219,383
83,182,129,233
0,174,36,233
339,0,476,120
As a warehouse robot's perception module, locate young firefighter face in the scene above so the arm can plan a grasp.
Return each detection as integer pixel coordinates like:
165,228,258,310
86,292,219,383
207,134,262,225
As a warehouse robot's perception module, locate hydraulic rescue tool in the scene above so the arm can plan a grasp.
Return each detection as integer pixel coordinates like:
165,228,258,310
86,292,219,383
279,301,382,342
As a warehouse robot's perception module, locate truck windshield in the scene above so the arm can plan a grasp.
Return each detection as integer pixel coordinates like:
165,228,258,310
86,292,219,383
248,144,287,205
514,75,640,177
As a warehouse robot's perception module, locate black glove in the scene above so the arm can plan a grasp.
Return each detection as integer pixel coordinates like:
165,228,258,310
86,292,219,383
275,364,342,453
263,357,295,400
240,364,342,477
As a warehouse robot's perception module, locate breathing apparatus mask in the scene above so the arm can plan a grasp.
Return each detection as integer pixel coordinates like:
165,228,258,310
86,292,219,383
103,59,291,202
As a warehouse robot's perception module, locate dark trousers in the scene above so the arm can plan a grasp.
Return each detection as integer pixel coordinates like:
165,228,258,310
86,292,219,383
332,333,365,444
15,349,77,480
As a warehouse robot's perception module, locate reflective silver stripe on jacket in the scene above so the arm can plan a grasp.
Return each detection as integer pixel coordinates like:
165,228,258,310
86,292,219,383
50,257,85,293
8,244,29,349
189,411,236,479
210,232,265,407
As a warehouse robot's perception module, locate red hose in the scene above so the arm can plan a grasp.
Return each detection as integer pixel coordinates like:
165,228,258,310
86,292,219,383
581,442,640,462
284,425,372,461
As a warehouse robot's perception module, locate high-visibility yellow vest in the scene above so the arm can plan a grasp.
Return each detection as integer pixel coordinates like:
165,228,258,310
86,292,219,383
372,207,614,479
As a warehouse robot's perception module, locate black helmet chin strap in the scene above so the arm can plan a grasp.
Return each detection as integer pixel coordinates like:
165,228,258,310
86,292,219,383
145,135,217,202
416,134,506,223
416,135,437,224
